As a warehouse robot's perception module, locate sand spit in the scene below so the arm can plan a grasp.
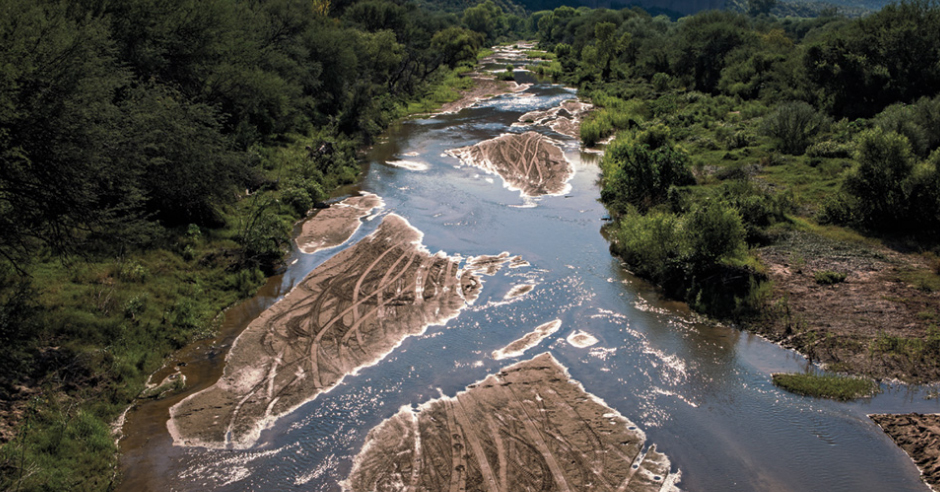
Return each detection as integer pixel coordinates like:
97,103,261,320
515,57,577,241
492,319,562,360
448,131,574,197
295,193,384,254
344,353,681,492
871,413,940,490
169,214,499,449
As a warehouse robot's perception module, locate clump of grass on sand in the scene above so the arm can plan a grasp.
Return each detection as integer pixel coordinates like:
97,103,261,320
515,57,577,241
772,372,879,401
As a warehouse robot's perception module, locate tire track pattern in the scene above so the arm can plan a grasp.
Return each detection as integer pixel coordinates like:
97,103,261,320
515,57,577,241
345,353,681,492
169,214,487,448
448,131,573,197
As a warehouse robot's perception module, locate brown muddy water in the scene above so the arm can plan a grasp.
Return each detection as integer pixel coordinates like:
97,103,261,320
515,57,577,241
117,47,940,491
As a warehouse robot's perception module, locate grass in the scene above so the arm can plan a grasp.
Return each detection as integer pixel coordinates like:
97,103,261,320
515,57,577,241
772,372,879,401
814,270,847,284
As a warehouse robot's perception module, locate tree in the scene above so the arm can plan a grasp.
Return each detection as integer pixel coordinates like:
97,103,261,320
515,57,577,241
431,27,484,68
843,128,914,229
594,22,629,80
747,0,777,16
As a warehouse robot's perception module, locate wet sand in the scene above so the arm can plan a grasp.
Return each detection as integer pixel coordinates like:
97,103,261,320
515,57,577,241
295,193,384,254
344,353,681,492
169,214,490,448
491,319,562,360
448,131,574,197
871,413,940,490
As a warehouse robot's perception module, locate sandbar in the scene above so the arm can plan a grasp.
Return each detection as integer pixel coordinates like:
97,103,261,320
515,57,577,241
504,283,535,300
294,193,384,254
492,319,562,360
567,330,600,348
169,214,494,448
871,413,940,490
344,353,681,492
448,131,574,197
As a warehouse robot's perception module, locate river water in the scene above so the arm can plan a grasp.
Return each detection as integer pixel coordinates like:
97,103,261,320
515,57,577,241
117,49,940,491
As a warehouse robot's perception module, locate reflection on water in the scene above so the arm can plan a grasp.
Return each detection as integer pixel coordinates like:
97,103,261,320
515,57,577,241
118,49,938,492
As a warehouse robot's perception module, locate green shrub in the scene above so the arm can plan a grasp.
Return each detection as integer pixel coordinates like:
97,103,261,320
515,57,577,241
600,127,695,215
806,140,853,158
814,270,847,284
760,101,830,155
652,72,671,91
282,186,313,216
772,372,878,401
843,128,914,229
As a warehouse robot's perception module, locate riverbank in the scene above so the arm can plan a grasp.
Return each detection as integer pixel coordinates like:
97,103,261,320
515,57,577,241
558,79,940,388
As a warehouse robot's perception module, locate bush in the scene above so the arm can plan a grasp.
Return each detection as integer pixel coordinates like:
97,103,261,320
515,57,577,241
760,101,830,155
652,72,671,91
806,140,853,158
683,199,747,267
814,270,847,284
874,103,929,157
282,187,313,216
843,128,914,229
600,126,695,215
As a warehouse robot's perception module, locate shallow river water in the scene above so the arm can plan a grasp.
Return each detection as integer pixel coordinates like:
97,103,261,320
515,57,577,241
118,50,940,491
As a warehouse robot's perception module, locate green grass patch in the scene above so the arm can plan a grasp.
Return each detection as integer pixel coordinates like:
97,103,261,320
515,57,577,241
814,270,847,284
403,66,474,115
900,267,940,292
772,372,879,401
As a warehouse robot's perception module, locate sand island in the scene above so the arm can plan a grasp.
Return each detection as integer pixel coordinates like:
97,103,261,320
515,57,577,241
448,131,574,197
169,214,513,448
345,353,681,492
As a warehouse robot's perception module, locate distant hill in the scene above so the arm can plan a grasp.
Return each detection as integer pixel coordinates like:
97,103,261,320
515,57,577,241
420,0,895,19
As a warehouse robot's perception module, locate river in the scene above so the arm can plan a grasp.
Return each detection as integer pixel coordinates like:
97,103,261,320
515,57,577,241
117,46,940,491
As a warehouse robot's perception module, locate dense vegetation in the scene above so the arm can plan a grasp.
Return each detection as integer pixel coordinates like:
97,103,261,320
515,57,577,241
0,0,532,489
529,1,940,320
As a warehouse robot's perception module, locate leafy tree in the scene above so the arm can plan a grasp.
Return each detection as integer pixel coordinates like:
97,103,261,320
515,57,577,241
843,128,914,228
431,27,484,68
804,1,940,118
673,11,754,93
748,0,778,16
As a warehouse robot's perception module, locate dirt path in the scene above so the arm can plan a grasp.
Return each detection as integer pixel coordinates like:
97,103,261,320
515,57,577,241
344,353,681,492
